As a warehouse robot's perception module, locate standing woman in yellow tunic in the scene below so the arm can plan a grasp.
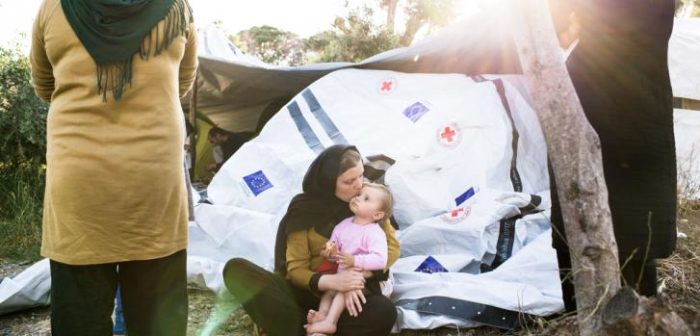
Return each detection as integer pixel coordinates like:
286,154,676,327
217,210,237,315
30,0,198,334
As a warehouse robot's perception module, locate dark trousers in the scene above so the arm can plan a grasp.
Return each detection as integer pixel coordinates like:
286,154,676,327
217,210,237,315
223,258,397,336
49,249,188,336
556,248,657,312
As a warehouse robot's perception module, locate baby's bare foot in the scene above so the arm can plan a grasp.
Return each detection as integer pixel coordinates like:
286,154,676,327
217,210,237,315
306,309,327,324
306,310,316,324
305,319,337,335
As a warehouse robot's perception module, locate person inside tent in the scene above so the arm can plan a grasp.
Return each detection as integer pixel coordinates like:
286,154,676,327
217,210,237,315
185,120,195,175
223,145,400,336
207,126,253,172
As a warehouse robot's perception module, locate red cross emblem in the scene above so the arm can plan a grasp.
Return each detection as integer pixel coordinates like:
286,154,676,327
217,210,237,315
381,81,393,91
440,127,456,142
437,122,461,147
441,206,471,223
378,78,396,94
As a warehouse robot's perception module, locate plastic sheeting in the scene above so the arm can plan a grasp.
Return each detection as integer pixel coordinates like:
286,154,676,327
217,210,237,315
0,259,50,315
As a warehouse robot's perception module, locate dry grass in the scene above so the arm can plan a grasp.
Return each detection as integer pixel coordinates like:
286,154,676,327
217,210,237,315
677,148,700,203
657,201,700,333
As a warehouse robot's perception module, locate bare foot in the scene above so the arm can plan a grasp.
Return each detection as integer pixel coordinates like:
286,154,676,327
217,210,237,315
306,310,315,324
305,319,337,335
306,309,327,324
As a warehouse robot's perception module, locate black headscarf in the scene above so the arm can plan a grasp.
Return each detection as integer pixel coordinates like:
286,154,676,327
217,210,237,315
274,145,358,275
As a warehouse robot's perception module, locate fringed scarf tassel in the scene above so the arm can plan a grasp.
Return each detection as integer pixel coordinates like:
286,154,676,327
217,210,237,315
96,0,193,101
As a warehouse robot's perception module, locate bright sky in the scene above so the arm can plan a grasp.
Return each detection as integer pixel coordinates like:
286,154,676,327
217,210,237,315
0,0,479,52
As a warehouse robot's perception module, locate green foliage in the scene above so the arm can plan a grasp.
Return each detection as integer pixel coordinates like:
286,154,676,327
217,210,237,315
305,7,401,63
233,25,306,66
226,1,459,65
0,45,47,262
400,0,457,45
0,46,49,171
677,0,700,17
304,0,458,63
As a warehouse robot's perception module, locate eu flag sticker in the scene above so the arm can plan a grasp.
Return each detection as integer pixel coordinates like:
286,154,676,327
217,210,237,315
414,256,448,274
403,102,429,123
242,170,273,196
454,187,476,206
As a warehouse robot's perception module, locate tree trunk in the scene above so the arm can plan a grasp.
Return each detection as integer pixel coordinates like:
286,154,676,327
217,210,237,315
401,15,423,46
508,1,621,335
385,0,398,33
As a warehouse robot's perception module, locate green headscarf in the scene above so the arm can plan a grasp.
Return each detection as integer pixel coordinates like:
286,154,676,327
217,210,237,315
60,0,192,101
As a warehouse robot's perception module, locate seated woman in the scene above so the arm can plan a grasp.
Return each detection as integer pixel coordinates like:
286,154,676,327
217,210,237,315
223,144,399,336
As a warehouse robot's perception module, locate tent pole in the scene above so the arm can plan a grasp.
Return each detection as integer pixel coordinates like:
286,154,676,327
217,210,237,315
189,73,198,180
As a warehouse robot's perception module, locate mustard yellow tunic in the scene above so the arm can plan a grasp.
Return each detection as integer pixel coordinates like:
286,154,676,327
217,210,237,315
30,0,198,265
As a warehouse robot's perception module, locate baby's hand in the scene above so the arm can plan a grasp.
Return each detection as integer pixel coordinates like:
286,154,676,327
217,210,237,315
336,252,354,268
321,241,338,259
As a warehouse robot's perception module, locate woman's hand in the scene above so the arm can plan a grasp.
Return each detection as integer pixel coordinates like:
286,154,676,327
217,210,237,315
320,270,365,292
349,267,374,279
344,289,367,317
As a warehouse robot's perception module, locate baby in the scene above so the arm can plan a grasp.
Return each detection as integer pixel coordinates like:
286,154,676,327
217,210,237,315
305,182,393,335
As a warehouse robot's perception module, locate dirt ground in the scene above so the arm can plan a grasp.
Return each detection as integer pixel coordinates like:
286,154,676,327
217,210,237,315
1,204,699,336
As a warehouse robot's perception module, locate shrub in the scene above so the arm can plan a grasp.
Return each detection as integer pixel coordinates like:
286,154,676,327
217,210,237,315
0,45,48,261
0,45,48,171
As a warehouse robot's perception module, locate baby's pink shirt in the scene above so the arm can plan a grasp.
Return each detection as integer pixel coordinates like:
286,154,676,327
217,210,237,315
330,217,388,271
